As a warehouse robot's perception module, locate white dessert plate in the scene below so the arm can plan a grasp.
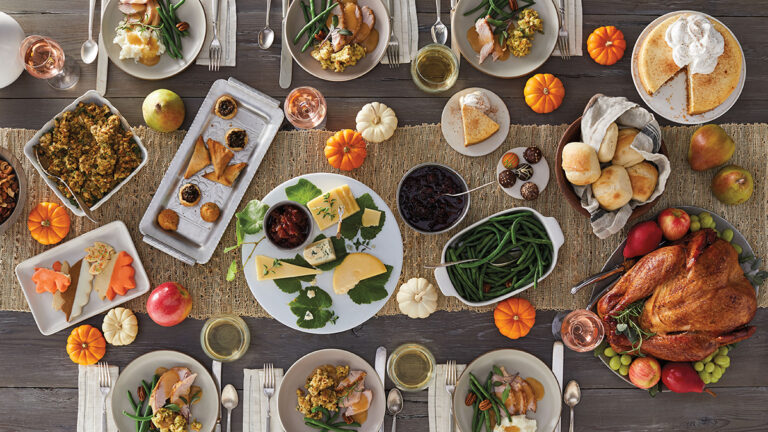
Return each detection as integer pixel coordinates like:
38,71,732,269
0,12,25,89
495,146,550,199
441,87,510,157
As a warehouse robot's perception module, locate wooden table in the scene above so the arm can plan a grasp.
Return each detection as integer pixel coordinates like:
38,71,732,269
1,1,767,431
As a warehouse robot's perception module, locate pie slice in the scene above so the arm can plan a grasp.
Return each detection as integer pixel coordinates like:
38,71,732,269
207,138,234,179
687,20,742,115
203,162,247,187
461,105,499,146
637,15,682,95
184,136,211,179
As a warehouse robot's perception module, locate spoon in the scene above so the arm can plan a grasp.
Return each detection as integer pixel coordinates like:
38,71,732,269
221,384,238,432
439,180,495,198
386,388,403,432
34,146,98,223
430,0,448,45
81,0,98,64
258,0,275,49
563,380,581,432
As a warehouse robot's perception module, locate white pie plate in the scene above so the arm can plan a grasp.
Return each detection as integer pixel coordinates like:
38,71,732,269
14,221,150,336
111,350,220,432
441,87,510,157
630,10,746,124
241,173,404,334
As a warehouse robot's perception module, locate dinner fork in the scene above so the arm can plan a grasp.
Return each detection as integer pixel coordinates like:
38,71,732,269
208,0,222,71
98,362,112,432
557,0,570,60
386,0,399,68
445,360,457,432
263,363,275,432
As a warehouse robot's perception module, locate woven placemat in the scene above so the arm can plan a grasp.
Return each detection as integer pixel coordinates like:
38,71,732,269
1,123,766,319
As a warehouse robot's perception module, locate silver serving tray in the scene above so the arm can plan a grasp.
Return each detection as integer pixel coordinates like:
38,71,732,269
139,78,283,264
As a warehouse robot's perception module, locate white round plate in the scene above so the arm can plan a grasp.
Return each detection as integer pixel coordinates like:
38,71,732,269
277,348,385,432
283,0,390,82
495,147,550,199
630,11,746,124
111,350,220,432
453,349,562,432
0,12,25,89
101,0,206,80
451,0,558,79
441,87,510,157
242,173,404,334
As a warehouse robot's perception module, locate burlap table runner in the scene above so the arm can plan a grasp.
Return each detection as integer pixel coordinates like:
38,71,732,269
1,123,766,319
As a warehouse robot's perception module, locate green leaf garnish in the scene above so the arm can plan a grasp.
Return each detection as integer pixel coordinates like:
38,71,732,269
226,260,238,281
285,178,322,206
290,287,338,329
236,199,270,235
290,307,338,329
311,234,348,271
273,255,317,293
340,194,385,240
347,265,393,304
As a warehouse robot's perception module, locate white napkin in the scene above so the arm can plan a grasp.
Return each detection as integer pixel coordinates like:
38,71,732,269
243,368,284,432
551,0,583,57
196,0,237,66
77,364,119,432
428,363,467,432
380,0,418,64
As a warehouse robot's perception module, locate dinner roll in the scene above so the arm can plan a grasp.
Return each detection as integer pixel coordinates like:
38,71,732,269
626,161,659,203
612,128,645,167
561,142,601,185
592,165,633,211
598,122,619,162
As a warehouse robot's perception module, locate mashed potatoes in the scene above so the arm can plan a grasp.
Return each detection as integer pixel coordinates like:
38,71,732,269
113,22,165,65
493,415,537,432
311,41,366,72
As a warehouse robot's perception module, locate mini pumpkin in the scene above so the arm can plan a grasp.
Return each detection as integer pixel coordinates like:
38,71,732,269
396,277,438,319
102,307,138,346
28,202,71,245
355,102,398,143
324,129,368,171
494,297,536,339
523,73,565,114
66,324,106,365
587,26,626,66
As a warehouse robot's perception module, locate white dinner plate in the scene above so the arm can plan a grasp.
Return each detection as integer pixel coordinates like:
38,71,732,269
0,12,25,89
14,221,151,336
276,348,385,432
111,350,220,432
242,173,404,334
495,146,550,199
441,87,510,157
101,0,206,80
630,11,746,124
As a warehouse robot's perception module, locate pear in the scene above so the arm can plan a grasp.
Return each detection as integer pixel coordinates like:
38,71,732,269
711,165,753,205
142,89,185,133
688,124,735,171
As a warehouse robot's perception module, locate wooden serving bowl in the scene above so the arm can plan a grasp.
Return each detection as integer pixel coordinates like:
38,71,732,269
555,116,668,222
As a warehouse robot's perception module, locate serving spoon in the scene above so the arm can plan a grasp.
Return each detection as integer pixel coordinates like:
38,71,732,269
81,0,98,64
35,146,98,223
258,0,275,49
439,180,495,199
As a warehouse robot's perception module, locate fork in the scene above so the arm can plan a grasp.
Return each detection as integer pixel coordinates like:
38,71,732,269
386,0,399,68
445,360,457,432
97,362,112,432
208,0,222,71
557,0,570,60
263,363,275,432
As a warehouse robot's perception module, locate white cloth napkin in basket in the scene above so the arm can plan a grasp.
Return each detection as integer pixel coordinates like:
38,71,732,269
243,368,284,432
196,0,237,66
428,363,467,432
77,364,119,432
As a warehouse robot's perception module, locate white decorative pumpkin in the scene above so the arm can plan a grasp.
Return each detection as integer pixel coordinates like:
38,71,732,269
396,277,438,319
102,307,138,346
355,102,398,143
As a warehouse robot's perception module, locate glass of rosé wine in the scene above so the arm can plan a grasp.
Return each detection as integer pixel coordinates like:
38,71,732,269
19,35,79,90
552,309,605,352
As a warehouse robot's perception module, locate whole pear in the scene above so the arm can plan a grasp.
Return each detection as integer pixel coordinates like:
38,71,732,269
711,165,753,205
142,89,185,133
688,124,735,171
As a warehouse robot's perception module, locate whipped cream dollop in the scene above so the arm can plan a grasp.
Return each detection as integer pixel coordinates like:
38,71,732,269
664,14,724,75
460,91,491,113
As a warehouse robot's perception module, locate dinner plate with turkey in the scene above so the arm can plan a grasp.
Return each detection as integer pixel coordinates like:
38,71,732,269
588,206,759,390
15,221,150,335
631,11,746,124
441,88,510,157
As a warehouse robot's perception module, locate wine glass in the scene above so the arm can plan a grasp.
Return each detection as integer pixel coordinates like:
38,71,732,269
284,86,327,129
19,35,79,90
552,309,605,352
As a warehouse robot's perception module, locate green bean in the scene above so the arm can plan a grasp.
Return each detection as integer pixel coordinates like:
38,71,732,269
301,1,311,24
123,411,154,421
459,232,511,269
171,0,186,11
301,29,321,52
463,0,489,16
294,2,339,44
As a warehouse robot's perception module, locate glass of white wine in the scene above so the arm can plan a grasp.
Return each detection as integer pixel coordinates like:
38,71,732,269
200,314,250,362
387,343,436,391
410,43,459,94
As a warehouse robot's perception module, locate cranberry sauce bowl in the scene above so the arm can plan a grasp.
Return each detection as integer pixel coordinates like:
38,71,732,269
264,201,314,250
397,163,470,234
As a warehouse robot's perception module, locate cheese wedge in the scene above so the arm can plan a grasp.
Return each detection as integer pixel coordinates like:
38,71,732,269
303,238,336,266
57,259,84,321
93,252,120,300
51,261,70,312
332,253,386,295
306,185,361,230
361,208,382,227
70,260,94,320
461,105,499,146
255,255,322,281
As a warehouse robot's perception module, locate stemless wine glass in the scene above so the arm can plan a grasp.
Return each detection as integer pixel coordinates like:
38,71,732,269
19,35,79,90
410,43,458,94
284,86,327,129
552,309,605,352
200,314,251,362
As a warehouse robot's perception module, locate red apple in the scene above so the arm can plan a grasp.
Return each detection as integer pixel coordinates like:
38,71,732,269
623,221,663,258
629,357,661,389
657,208,691,241
146,282,192,327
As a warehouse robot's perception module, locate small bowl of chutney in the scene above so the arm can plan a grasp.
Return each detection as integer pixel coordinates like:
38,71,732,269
397,163,470,234
264,201,314,250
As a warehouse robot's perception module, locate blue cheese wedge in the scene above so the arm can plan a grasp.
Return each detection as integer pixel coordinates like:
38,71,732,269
303,238,337,266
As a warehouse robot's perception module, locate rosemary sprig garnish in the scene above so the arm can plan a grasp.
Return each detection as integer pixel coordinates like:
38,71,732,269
314,193,337,220
262,258,283,276
611,300,655,355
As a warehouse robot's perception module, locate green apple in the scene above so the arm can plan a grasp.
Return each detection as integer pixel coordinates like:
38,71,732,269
142,89,185,133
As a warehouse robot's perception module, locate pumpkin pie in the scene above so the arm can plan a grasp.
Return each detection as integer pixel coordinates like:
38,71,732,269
461,104,499,146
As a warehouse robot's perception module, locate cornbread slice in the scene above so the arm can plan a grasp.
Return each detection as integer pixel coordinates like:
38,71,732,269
687,20,742,115
461,105,499,146
637,15,683,95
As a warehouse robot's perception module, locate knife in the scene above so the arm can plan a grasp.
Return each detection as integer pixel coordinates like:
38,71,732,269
96,0,108,95
450,0,460,66
278,0,292,89
552,341,564,432
213,360,222,432
375,346,386,432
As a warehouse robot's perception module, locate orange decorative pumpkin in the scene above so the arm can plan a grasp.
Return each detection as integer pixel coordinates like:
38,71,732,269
494,297,536,339
28,202,71,245
324,129,368,171
524,74,565,114
587,26,626,66
66,324,106,365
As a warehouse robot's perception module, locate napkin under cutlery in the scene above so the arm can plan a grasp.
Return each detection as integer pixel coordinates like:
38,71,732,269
243,367,284,432
428,363,467,432
552,0,583,57
197,0,237,67
77,364,119,432
380,0,418,64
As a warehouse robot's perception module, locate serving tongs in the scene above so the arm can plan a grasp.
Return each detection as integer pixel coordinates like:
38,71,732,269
35,146,98,223
570,259,636,295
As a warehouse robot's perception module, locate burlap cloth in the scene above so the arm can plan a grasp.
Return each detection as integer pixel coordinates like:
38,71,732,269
1,124,766,319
